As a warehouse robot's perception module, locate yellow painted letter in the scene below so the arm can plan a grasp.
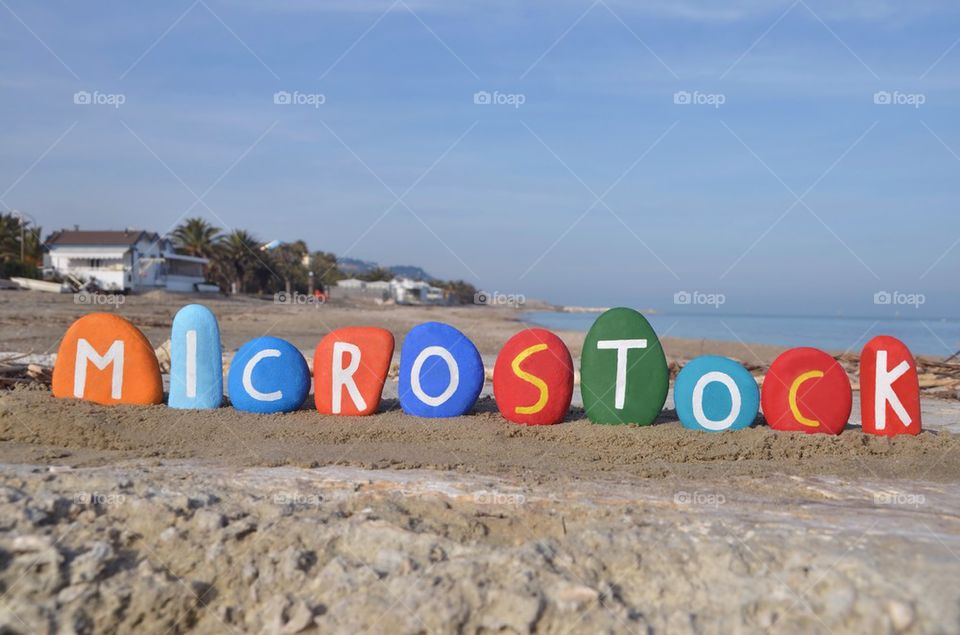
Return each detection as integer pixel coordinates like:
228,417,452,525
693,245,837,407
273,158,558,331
511,344,549,415
789,370,823,428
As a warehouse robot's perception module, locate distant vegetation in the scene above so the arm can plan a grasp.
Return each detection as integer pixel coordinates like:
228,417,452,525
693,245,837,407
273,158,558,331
0,213,479,302
170,217,478,302
0,212,43,279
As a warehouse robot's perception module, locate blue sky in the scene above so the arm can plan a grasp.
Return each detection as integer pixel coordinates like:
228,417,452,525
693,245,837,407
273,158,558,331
1,0,959,317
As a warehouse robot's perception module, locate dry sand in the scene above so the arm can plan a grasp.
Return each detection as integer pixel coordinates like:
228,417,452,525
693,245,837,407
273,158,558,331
3,386,960,484
1,290,959,633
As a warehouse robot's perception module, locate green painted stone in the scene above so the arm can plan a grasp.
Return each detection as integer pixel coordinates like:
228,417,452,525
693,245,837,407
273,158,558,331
580,307,668,425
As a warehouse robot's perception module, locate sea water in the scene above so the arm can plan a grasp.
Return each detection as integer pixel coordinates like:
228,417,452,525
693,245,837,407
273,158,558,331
523,311,960,358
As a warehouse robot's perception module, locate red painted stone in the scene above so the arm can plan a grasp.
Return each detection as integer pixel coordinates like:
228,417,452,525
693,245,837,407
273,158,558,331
314,327,394,416
52,313,163,406
493,328,573,425
859,335,921,436
760,347,852,435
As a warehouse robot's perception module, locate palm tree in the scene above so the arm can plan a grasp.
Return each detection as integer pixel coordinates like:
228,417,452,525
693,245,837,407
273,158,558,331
211,229,262,294
270,240,309,295
0,212,42,277
308,250,344,291
171,217,222,259
0,214,21,263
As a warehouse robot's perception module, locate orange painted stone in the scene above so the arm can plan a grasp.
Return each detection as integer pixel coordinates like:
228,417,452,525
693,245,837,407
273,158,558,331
860,335,921,436
52,313,163,405
493,328,573,425
314,327,394,416
760,347,851,435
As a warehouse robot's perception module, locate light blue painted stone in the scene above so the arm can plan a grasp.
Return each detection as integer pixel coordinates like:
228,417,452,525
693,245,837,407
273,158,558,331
399,322,484,417
227,336,309,414
674,355,759,432
169,304,223,409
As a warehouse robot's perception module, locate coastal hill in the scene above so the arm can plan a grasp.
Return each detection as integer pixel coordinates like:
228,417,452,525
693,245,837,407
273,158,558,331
337,257,433,281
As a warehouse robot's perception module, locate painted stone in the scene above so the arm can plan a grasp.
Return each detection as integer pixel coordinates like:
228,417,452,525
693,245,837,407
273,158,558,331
675,356,759,432
493,328,573,425
580,307,668,425
860,335,921,436
52,312,162,406
314,327,395,416
761,347,852,435
398,322,483,417
227,336,309,414
168,304,223,409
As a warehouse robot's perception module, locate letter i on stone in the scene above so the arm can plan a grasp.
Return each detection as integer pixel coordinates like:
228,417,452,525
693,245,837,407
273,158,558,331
314,327,394,415
169,304,223,409
859,335,921,436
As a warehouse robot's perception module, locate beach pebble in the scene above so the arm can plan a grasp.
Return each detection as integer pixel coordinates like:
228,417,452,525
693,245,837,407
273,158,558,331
69,541,114,584
579,307,668,425
493,328,573,425
674,356,759,432
313,326,394,416
887,599,915,631
227,336,309,414
398,322,483,417
761,347,851,435
860,336,921,436
52,313,163,405
168,304,223,410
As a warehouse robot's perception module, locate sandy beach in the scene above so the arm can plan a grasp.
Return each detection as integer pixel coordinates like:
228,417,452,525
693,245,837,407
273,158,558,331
1,291,959,633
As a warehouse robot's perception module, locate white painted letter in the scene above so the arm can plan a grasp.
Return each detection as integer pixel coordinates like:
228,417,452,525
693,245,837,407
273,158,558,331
185,329,197,398
874,350,911,430
596,339,647,409
74,339,124,400
692,371,741,431
332,342,366,413
411,346,459,407
242,349,282,402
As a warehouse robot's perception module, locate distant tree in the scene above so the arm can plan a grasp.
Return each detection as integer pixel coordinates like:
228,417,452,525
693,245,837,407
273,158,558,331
436,279,478,305
172,217,222,259
271,240,309,295
210,229,263,294
308,251,344,290
358,266,394,282
0,212,42,278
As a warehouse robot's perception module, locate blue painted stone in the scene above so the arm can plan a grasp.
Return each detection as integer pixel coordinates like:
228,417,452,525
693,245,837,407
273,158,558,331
227,336,309,414
674,356,759,432
398,322,484,417
169,304,223,409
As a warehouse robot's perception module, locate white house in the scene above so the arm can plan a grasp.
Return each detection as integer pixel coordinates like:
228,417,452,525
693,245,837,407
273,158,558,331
44,229,210,293
336,278,367,290
391,277,447,305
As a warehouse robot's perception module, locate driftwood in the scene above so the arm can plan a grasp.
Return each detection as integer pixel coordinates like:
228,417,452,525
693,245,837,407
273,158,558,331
0,362,51,388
